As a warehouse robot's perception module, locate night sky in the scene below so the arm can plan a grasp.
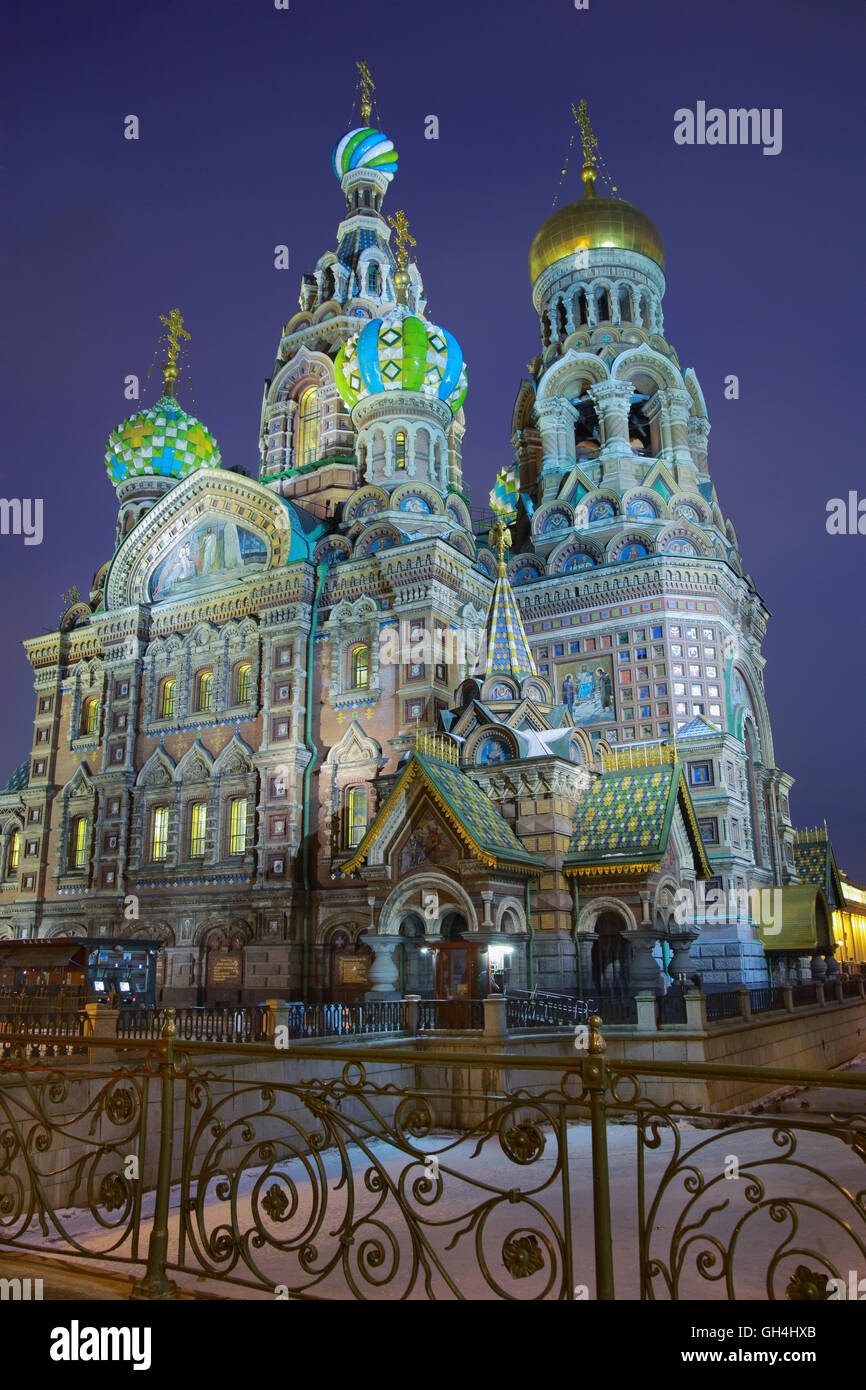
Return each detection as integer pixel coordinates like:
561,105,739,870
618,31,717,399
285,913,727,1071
4,0,865,873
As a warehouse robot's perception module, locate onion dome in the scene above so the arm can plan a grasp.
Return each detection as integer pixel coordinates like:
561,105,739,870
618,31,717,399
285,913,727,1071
105,396,221,486
332,127,398,183
529,192,665,284
334,304,467,414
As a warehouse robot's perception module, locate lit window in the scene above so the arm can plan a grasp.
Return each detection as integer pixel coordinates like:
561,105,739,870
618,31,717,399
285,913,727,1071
395,430,406,470
70,816,88,869
229,797,247,854
151,807,169,861
8,830,21,872
670,627,680,638
690,684,703,696
197,671,213,712
706,666,717,678
237,664,253,703
82,697,98,735
351,644,370,689
673,683,685,696
671,645,682,658
190,802,207,858
296,386,320,467
347,786,368,848
160,678,176,719
704,647,715,659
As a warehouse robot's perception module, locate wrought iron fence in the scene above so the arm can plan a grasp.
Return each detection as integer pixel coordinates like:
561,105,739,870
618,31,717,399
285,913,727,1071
749,986,785,1014
0,1011,86,1058
0,1018,864,1300
116,1005,268,1044
276,1000,408,1039
656,990,687,1024
506,989,636,1027
418,999,484,1030
705,991,742,1021
791,984,819,1007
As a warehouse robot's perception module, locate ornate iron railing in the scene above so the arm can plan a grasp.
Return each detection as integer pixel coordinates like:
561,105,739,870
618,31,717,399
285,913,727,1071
0,1018,864,1300
418,999,484,1030
0,1011,86,1058
276,1000,408,1038
656,990,687,1024
705,990,742,1021
749,986,785,1014
116,1005,268,1044
791,984,819,1006
506,989,636,1027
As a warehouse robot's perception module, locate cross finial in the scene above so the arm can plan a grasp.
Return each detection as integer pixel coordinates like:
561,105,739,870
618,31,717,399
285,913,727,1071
488,516,512,574
357,60,375,124
571,99,618,197
388,209,415,269
158,308,190,398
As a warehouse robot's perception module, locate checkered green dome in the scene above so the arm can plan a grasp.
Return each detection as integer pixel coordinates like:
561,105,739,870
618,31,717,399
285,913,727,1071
105,396,221,486
334,305,467,415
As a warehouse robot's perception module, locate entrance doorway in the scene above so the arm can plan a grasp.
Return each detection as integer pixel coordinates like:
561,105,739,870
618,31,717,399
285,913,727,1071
433,913,487,1004
591,912,630,995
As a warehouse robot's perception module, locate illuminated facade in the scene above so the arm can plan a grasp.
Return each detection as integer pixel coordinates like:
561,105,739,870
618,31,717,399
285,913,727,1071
0,78,855,1003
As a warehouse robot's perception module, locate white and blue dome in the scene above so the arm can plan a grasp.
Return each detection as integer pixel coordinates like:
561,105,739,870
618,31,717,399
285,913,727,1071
332,127,398,183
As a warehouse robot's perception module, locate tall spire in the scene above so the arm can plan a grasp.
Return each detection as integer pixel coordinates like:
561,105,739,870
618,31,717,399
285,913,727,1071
484,471,537,681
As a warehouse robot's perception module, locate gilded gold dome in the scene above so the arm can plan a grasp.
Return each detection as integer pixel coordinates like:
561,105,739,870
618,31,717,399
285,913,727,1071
529,188,666,284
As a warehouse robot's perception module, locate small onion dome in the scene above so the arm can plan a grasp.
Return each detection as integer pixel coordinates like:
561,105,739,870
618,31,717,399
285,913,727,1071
529,193,665,284
105,395,221,486
331,127,398,183
334,305,467,414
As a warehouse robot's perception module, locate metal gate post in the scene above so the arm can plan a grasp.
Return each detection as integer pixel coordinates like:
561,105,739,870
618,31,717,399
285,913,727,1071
585,1014,615,1300
131,1007,179,1300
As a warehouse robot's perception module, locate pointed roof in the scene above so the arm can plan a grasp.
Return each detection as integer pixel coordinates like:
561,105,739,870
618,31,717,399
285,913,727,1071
2,761,29,794
484,566,537,680
676,715,722,739
564,761,710,878
339,752,543,877
793,830,845,910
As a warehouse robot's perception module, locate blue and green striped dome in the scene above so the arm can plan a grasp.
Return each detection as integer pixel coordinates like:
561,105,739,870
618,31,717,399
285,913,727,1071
334,306,467,414
332,127,398,183
105,396,221,487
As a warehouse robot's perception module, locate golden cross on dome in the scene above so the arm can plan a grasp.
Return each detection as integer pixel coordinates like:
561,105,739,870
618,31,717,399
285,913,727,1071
158,308,190,397
488,516,512,573
357,60,375,125
571,99,618,197
388,209,415,269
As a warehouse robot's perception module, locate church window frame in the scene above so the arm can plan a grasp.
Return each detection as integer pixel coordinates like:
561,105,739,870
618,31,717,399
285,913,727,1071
394,430,407,470
189,801,208,859
349,643,370,691
150,806,170,863
196,670,214,713
346,786,368,850
160,677,177,720
81,697,99,736
8,829,21,874
236,663,253,704
228,796,248,856
69,815,88,871
296,386,321,468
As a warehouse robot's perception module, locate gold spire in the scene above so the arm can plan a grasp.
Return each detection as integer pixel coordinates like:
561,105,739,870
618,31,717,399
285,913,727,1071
488,516,512,576
572,98,618,199
387,208,416,304
357,60,375,125
158,308,190,399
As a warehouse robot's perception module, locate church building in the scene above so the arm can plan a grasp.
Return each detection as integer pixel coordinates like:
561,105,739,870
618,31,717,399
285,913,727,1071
0,72,843,1006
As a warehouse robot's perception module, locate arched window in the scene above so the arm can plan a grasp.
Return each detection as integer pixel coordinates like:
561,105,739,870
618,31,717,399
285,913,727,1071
596,288,611,321
556,300,567,337
189,802,207,858
577,289,589,326
8,829,21,873
618,287,631,322
70,816,88,870
367,263,380,295
81,697,98,736
236,664,253,703
196,671,213,712
228,797,247,855
350,644,370,690
296,387,320,467
150,807,169,862
394,430,406,470
347,786,368,849
160,678,176,719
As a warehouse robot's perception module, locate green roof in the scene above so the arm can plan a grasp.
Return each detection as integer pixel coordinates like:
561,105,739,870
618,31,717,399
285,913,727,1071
340,752,543,876
564,762,709,876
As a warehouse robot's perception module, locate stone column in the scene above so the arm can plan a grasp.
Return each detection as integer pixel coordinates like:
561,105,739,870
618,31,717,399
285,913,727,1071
809,952,828,982
622,928,664,992
687,415,710,476
658,388,694,474
574,931,597,998
535,399,577,497
667,927,699,981
589,380,637,491
360,933,402,1000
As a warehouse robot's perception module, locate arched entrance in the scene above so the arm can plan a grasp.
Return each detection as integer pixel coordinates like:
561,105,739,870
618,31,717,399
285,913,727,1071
434,913,488,1002
592,912,630,995
396,913,433,998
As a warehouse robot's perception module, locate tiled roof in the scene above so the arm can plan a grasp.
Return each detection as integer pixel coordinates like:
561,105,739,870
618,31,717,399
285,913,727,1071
2,761,29,794
484,570,536,680
676,715,722,738
565,762,709,876
340,752,543,876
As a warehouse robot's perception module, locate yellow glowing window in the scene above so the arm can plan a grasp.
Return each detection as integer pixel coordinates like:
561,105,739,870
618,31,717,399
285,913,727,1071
8,830,21,873
229,797,247,855
296,387,320,467
70,816,88,870
395,430,406,469
82,697,98,735
351,644,369,690
160,678,177,719
197,671,213,712
189,802,207,858
151,806,169,862
237,664,253,703
347,786,368,848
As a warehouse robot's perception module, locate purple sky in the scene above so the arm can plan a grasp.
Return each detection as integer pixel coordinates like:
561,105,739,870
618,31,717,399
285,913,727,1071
4,0,865,875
